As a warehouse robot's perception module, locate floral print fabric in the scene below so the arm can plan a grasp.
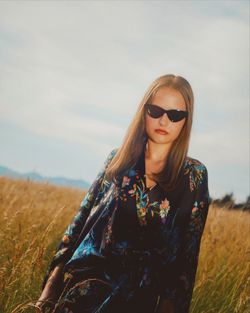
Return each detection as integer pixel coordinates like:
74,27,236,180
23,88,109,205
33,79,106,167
42,147,210,313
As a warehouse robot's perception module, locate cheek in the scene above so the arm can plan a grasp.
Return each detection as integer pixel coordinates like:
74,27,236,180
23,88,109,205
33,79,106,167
145,115,155,131
172,121,185,137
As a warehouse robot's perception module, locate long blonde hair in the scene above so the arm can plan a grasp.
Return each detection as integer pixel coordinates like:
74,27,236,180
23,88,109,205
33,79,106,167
105,74,194,192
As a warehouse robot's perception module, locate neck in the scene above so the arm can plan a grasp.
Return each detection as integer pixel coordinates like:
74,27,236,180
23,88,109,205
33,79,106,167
145,139,171,163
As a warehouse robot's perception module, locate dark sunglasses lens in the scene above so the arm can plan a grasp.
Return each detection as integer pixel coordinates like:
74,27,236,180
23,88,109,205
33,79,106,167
146,104,188,122
168,110,187,122
146,105,164,118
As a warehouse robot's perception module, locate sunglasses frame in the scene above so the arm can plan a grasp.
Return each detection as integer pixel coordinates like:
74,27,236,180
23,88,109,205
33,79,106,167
144,103,188,122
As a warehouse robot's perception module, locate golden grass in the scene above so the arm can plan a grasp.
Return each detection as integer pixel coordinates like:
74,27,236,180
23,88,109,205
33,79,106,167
0,177,249,313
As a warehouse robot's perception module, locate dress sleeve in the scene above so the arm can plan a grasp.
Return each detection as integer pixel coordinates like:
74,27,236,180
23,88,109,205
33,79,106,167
41,148,117,290
160,163,210,313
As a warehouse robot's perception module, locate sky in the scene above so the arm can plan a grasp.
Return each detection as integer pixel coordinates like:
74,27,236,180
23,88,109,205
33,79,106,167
0,0,249,203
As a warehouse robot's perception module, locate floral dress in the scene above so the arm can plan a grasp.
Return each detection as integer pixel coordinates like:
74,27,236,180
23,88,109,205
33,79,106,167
41,147,210,313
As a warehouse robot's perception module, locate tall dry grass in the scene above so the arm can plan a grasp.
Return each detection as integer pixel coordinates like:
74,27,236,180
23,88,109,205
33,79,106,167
0,176,249,313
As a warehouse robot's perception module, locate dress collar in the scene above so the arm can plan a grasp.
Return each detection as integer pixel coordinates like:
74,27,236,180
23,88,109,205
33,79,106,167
135,146,146,176
135,145,162,192
125,147,146,179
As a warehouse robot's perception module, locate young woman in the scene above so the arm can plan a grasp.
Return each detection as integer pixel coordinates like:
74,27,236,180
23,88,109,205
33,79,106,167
35,74,210,313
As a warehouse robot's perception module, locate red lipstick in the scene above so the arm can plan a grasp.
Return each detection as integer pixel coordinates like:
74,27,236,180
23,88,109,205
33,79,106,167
155,129,168,135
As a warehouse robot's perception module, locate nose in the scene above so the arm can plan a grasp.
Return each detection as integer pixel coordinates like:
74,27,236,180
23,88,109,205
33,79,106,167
159,112,171,126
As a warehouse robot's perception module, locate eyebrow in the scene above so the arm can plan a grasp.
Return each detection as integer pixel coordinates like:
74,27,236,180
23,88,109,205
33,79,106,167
150,103,186,111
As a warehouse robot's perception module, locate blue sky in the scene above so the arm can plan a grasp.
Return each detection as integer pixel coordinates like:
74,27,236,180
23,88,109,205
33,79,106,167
0,0,249,203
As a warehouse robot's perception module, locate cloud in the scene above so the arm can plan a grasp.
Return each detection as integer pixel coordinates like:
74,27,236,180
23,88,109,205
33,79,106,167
0,0,249,202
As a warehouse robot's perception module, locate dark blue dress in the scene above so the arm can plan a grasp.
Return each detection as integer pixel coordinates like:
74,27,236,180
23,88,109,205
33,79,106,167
41,147,210,313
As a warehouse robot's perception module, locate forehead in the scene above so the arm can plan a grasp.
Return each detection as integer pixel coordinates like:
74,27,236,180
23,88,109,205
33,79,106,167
152,87,186,110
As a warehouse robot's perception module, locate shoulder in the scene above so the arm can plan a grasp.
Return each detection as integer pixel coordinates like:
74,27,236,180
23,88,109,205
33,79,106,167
184,156,208,174
183,156,208,192
110,147,119,157
105,147,119,164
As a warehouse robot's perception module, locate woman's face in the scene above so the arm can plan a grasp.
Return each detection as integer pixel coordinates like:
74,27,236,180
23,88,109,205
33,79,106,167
145,87,187,146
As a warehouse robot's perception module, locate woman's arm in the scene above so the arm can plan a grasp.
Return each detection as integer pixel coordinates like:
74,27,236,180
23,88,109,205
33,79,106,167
159,163,210,313
175,165,210,312
35,262,65,312
41,148,118,290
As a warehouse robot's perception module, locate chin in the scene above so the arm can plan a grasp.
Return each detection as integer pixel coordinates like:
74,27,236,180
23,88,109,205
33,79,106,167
150,136,173,145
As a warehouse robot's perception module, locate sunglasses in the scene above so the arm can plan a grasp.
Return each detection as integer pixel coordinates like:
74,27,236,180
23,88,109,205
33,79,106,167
145,104,188,122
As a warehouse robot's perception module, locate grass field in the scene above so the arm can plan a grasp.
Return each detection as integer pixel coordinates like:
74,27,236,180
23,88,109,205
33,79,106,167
0,176,249,313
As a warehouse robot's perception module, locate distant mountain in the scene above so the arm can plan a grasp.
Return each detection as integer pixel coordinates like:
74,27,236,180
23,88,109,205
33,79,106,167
0,165,90,190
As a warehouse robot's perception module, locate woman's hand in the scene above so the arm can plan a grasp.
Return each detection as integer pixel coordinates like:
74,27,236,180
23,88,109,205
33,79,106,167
156,298,175,313
35,279,60,312
35,263,65,313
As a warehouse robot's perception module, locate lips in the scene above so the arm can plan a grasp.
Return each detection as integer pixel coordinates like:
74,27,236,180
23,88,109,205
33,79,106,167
155,129,168,135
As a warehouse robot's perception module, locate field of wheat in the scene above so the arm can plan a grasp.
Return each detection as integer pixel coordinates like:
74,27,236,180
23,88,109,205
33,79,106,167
0,176,249,313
